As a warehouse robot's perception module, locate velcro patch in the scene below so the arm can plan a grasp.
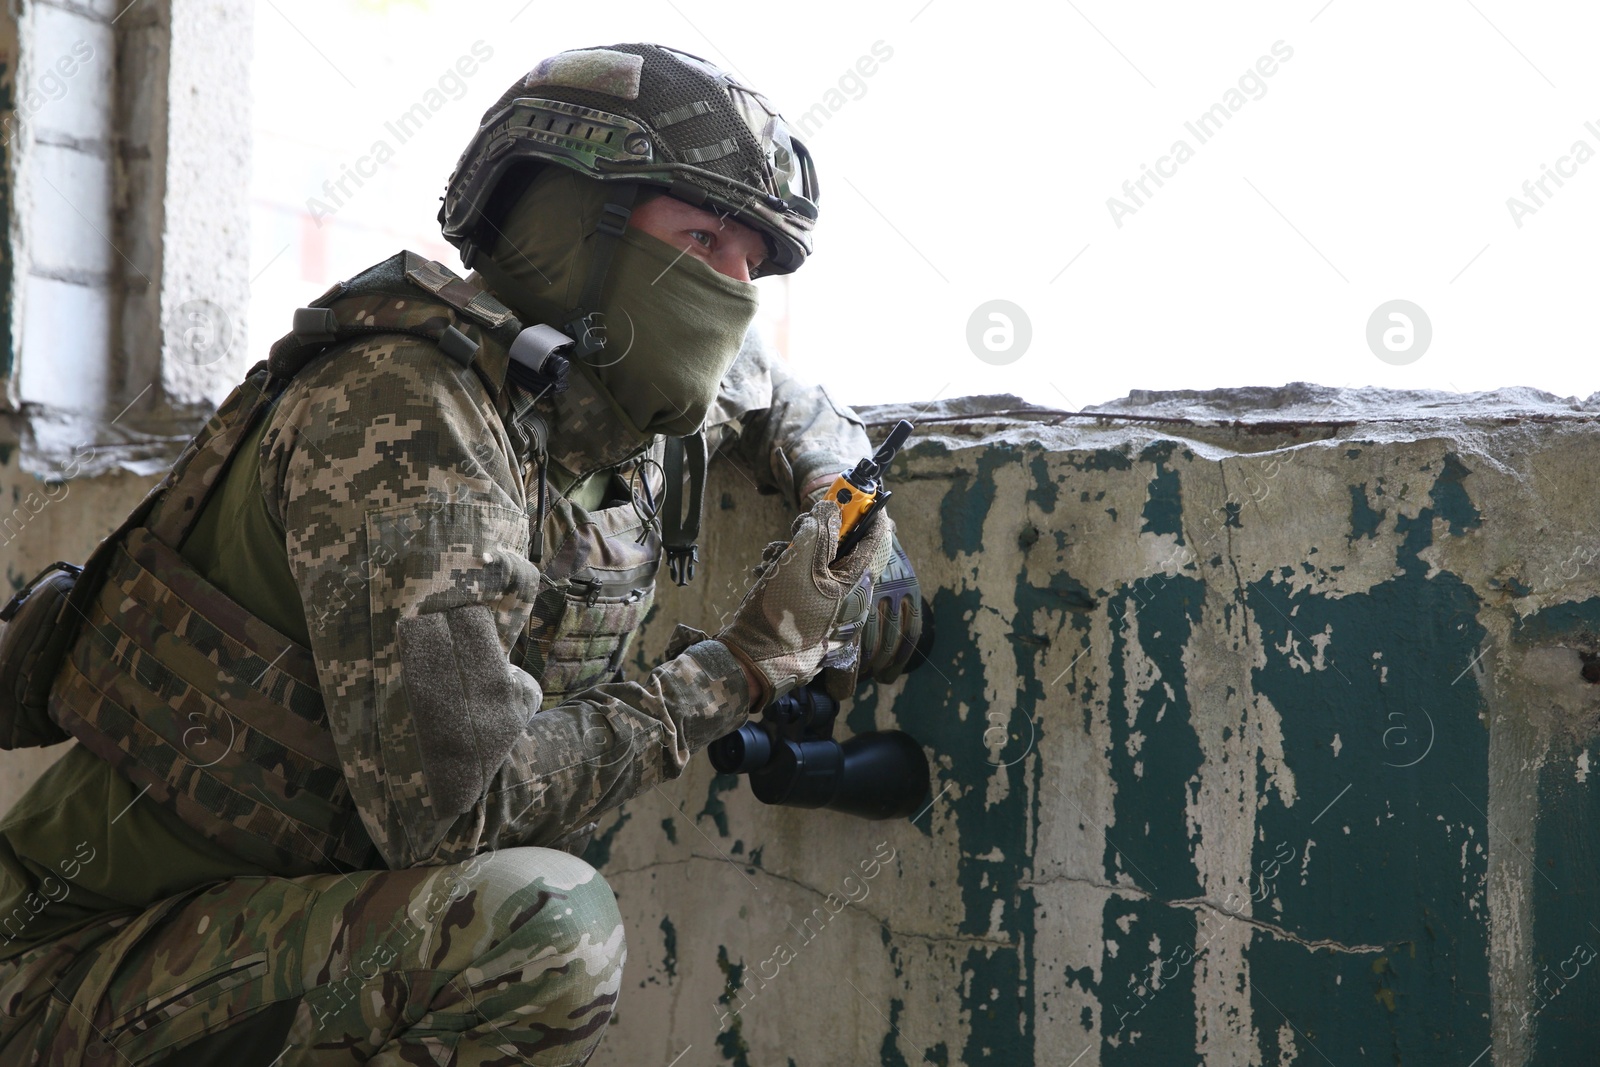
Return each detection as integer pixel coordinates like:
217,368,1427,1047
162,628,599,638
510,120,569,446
524,49,643,100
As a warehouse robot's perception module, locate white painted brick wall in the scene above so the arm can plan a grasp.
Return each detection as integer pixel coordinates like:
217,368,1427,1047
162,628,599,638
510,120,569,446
17,276,113,411
25,142,113,276
24,8,110,141
3,0,251,449
11,3,118,416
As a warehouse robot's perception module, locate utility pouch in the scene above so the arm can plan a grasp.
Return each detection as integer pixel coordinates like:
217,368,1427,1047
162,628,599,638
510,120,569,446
0,561,81,749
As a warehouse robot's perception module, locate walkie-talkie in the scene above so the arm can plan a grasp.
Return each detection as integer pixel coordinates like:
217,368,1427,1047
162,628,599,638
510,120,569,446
828,419,913,559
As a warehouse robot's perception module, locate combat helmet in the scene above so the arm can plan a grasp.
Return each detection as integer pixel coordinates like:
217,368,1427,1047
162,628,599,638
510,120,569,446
440,43,819,353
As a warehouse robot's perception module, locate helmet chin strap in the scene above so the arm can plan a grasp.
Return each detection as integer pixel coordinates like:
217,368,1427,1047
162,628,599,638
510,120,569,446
565,184,640,359
462,181,641,363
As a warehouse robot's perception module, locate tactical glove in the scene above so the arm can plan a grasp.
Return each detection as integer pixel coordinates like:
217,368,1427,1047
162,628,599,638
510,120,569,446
858,533,924,684
817,531,921,698
716,497,895,709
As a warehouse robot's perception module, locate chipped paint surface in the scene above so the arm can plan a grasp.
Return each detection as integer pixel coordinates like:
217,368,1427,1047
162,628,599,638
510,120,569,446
591,394,1600,1066
0,390,1591,1062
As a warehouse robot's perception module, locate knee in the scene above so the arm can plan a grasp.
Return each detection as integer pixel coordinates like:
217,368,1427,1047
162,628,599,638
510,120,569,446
459,847,622,953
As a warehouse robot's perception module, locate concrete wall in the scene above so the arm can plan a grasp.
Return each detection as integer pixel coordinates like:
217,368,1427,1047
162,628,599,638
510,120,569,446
590,388,1600,1067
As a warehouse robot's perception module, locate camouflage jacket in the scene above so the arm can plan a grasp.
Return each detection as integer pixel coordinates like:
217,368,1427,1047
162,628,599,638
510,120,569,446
261,316,870,870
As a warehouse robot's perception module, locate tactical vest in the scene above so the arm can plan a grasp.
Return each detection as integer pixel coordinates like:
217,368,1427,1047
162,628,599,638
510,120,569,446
46,251,676,873
517,463,661,708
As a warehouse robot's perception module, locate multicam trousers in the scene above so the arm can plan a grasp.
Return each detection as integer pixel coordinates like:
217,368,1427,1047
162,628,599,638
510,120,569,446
0,847,625,1065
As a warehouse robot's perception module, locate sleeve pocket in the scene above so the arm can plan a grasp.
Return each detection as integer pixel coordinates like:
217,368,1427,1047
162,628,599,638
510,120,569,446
397,603,540,820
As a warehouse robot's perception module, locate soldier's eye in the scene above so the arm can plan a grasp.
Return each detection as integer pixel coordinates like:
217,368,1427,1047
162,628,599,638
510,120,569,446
688,230,715,250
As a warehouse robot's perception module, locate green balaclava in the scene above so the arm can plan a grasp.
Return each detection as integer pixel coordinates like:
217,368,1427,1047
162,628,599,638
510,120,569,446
483,166,759,438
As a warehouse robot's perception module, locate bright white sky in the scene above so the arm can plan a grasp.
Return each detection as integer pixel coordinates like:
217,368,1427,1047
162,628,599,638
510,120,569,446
251,0,1600,410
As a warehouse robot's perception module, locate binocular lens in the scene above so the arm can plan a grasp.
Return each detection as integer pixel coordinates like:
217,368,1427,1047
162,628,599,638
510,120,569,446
708,723,772,775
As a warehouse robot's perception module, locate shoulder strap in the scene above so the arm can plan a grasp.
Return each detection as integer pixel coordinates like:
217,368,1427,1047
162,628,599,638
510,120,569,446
266,251,527,398
144,365,285,546
661,432,707,586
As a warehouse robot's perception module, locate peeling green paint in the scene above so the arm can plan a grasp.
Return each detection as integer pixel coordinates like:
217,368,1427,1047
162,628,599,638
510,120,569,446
700,773,741,837
1429,453,1482,536
1511,595,1600,646
1348,482,1385,541
1068,446,1134,472
1026,452,1058,514
1246,475,1489,1058
845,689,878,738
1530,735,1599,1058
582,810,631,868
939,448,1014,558
714,945,753,1066
1137,441,1186,541
590,414,1600,1062
879,997,911,1067
1104,577,1206,896
891,586,984,845
660,915,678,981
1099,896,1200,1063
881,510,1043,1060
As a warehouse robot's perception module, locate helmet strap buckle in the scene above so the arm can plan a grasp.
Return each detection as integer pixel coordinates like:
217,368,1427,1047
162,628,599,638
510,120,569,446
563,184,641,361
565,312,607,359
596,201,633,238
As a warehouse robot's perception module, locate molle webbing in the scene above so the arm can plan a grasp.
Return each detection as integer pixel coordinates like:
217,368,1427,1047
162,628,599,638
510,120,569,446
47,364,380,874
516,459,665,708
53,528,369,873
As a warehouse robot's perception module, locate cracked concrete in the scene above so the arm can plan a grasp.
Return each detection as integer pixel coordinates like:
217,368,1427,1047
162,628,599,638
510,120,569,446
0,388,1591,1064
586,391,1600,1066
1163,896,1389,954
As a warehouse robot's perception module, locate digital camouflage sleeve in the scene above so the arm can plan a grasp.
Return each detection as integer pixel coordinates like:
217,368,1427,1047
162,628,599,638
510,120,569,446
704,327,875,506
264,336,754,871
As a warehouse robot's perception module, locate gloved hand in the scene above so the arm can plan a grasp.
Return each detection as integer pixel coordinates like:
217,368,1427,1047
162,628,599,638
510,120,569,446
716,497,895,710
818,531,921,698
858,533,923,684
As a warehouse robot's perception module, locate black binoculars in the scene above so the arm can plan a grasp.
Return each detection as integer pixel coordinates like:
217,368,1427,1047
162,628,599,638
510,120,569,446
708,683,930,820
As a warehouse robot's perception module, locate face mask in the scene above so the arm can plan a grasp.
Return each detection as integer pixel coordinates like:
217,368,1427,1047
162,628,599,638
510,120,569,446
481,168,759,439
583,227,757,436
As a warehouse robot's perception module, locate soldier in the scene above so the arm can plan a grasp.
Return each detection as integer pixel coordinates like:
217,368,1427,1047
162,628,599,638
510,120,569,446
0,43,923,1065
